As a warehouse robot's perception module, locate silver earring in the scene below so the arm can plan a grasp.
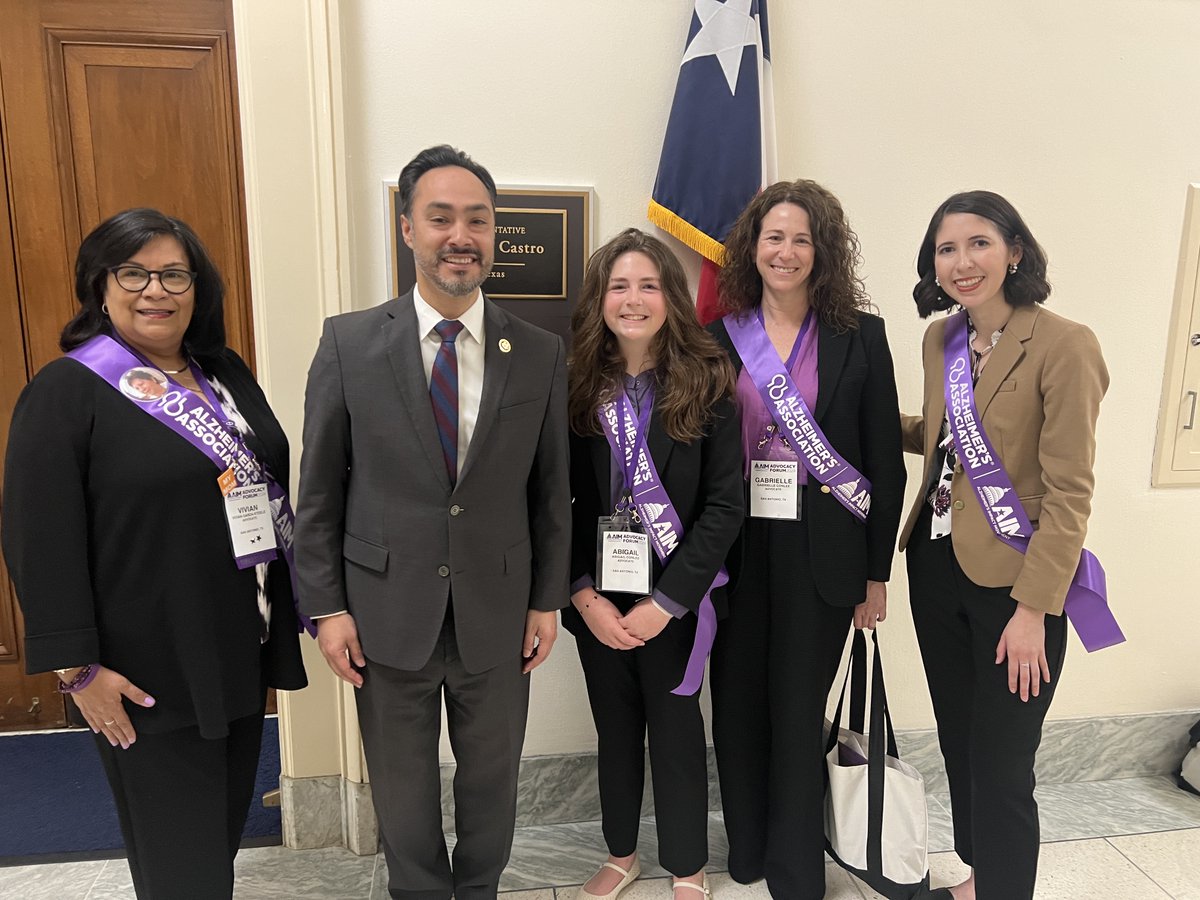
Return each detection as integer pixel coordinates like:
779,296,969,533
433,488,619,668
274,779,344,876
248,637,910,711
101,303,109,316
1008,263,1018,275
934,276,941,287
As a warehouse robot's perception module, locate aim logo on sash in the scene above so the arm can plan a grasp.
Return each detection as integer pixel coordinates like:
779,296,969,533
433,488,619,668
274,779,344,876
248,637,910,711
835,476,871,516
979,485,1026,537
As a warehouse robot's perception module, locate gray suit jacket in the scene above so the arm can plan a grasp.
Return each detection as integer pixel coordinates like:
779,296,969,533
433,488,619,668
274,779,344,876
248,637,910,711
294,292,571,673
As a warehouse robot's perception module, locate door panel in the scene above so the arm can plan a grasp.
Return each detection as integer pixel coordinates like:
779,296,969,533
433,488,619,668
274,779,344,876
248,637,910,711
0,0,254,373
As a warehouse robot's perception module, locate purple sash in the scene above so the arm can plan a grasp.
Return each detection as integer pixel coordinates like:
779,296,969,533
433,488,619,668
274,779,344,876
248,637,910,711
68,335,316,636
598,392,728,696
724,313,872,522
942,312,1122,652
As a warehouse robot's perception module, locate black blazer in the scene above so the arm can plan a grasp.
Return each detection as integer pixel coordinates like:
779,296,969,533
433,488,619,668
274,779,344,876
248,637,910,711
2,349,307,739
563,393,744,637
709,313,906,606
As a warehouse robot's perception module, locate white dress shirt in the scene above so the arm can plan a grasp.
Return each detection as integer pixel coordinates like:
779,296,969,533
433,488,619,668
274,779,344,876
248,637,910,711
413,285,486,478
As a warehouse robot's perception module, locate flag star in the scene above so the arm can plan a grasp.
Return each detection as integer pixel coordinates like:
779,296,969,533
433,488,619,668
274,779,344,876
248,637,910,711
680,0,758,95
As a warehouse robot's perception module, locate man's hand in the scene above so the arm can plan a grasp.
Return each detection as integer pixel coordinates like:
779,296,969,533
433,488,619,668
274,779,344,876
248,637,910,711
523,609,559,673
619,598,671,641
317,613,366,687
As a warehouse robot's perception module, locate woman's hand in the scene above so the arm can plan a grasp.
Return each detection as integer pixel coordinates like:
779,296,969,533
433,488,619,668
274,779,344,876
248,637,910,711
69,667,156,749
619,598,672,642
995,602,1051,702
853,580,888,630
572,588,644,650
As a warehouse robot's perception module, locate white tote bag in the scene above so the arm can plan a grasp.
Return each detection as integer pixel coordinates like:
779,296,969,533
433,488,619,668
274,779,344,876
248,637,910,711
824,630,929,899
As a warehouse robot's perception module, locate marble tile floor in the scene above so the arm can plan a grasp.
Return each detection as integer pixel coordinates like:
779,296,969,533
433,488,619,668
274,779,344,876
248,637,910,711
3,775,1199,899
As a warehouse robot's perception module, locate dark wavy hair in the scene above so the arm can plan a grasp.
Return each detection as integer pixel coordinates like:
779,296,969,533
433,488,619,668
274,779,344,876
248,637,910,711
913,191,1051,318
61,208,226,359
568,229,735,442
718,179,870,332
397,145,497,218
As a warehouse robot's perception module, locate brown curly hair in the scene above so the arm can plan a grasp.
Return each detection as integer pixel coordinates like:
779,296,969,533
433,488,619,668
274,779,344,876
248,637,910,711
568,229,735,442
717,180,870,333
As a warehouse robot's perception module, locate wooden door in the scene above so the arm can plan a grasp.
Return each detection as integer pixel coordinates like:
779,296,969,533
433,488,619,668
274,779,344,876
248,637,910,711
0,0,255,730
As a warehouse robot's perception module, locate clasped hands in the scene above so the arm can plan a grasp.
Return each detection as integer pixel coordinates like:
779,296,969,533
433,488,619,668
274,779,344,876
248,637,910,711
571,587,670,649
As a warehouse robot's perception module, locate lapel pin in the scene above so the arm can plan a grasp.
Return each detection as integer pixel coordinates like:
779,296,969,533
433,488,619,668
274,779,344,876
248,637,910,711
499,338,512,353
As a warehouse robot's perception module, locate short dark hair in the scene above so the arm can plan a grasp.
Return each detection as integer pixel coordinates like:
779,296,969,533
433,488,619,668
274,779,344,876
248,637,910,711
396,145,497,219
913,190,1051,318
62,208,227,358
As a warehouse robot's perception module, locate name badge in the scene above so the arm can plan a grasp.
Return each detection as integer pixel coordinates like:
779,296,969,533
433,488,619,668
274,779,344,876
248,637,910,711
596,517,652,595
749,459,801,520
222,481,278,566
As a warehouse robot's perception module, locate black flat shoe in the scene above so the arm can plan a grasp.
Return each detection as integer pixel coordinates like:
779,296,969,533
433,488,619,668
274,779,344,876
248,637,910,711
923,890,954,899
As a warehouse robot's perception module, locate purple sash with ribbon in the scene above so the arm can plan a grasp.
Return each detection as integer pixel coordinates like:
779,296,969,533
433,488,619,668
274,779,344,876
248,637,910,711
724,313,872,521
598,392,728,696
68,334,316,637
942,311,1122,652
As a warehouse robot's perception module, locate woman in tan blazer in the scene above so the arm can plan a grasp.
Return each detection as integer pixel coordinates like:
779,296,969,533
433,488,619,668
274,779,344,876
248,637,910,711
899,191,1108,900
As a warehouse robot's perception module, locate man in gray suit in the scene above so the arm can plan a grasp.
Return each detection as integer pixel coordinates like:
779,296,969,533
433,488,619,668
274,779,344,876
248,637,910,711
295,145,570,900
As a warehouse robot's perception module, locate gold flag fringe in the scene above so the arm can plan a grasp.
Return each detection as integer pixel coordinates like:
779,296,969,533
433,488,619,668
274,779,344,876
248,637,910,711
647,200,727,265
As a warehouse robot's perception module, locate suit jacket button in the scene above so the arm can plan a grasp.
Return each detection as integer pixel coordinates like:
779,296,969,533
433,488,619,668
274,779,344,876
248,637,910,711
953,500,965,510
450,505,462,516
438,565,450,577
820,485,831,494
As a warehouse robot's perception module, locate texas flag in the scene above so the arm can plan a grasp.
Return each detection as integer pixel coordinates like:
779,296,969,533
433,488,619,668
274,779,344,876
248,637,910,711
648,0,777,325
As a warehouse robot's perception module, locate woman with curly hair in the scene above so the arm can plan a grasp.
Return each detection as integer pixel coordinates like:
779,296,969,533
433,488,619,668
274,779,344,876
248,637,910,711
707,180,907,898
565,228,743,899
899,192,1109,900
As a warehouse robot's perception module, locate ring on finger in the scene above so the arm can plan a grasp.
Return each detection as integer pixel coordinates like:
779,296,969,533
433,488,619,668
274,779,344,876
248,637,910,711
103,719,116,725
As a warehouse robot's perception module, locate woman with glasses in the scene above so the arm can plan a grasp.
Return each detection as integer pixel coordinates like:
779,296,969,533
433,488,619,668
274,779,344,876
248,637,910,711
2,208,308,899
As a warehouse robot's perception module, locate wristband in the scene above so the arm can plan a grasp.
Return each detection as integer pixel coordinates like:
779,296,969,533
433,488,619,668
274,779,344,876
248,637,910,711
56,664,100,693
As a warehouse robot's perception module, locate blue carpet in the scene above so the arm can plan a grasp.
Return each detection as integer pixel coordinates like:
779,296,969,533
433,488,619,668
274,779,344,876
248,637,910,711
0,716,282,861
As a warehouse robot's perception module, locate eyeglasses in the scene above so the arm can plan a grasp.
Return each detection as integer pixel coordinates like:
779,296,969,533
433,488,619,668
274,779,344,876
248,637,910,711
108,265,196,294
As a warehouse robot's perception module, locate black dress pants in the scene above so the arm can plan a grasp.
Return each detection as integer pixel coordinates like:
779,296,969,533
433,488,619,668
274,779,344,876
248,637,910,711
94,709,265,899
355,610,530,900
574,612,708,876
711,516,853,900
906,505,1067,900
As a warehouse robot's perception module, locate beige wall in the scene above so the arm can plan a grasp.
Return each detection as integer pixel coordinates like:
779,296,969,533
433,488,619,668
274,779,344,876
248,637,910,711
259,0,1199,769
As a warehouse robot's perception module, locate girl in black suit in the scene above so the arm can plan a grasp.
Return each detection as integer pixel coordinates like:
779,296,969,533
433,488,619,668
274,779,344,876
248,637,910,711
565,228,743,900
2,209,306,898
707,181,906,899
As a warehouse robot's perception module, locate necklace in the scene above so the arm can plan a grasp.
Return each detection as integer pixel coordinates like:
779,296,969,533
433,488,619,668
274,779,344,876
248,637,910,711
160,361,191,375
968,325,1004,378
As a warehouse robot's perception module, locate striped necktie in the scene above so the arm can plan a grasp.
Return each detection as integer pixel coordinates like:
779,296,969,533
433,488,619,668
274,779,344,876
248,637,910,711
430,319,466,485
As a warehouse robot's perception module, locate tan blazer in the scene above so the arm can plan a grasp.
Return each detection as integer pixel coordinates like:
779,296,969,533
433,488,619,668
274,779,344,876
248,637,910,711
898,304,1108,614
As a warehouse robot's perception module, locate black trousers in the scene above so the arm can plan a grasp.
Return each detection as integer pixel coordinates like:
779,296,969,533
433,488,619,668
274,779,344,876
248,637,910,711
906,505,1067,900
94,710,265,899
355,610,530,900
711,517,853,900
574,613,708,876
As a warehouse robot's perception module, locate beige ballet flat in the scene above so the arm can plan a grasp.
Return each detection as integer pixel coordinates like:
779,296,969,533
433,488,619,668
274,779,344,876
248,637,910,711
580,858,641,899
672,873,711,897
